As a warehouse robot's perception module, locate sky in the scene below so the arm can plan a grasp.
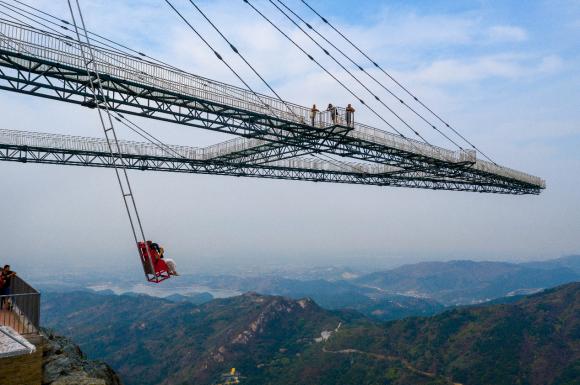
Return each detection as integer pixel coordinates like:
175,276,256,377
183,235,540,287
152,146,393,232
1,0,579,275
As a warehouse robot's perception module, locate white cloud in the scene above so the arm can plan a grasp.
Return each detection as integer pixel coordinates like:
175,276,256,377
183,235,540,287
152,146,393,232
487,25,528,42
405,54,563,85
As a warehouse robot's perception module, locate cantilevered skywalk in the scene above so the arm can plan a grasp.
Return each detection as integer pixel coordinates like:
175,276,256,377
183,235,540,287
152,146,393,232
0,19,545,194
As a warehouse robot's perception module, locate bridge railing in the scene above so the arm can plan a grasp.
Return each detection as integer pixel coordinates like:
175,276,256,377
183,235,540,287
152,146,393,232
0,276,40,335
0,128,546,188
473,159,546,189
0,128,400,174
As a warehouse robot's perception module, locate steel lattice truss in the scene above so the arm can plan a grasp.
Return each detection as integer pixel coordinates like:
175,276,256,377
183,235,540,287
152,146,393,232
0,130,538,194
0,20,545,194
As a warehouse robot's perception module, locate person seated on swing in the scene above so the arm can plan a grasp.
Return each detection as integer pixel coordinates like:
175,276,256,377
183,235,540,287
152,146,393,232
150,241,179,276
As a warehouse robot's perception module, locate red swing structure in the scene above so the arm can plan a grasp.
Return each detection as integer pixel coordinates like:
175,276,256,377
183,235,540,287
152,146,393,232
137,242,172,283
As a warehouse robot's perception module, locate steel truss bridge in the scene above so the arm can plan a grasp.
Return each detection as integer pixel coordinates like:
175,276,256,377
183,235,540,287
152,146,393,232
0,19,545,195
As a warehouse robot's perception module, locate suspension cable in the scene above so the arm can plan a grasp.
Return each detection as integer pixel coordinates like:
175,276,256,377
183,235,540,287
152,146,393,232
266,0,435,145
0,2,252,118
186,0,302,120
8,0,192,75
300,0,497,164
165,0,374,174
275,0,464,151
163,0,287,118
243,0,412,141
185,0,371,174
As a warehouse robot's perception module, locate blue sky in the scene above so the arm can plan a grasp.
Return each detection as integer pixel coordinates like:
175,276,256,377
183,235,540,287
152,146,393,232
0,0,579,274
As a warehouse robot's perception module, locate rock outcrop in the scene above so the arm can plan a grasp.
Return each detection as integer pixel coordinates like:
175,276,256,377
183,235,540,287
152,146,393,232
41,329,122,385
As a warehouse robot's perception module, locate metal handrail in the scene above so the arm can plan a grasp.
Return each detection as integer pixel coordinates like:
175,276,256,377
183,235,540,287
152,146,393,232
0,276,40,335
0,129,546,187
0,128,399,174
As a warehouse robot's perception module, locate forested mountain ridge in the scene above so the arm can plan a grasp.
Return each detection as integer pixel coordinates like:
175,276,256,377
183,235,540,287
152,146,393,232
320,282,580,385
42,282,579,385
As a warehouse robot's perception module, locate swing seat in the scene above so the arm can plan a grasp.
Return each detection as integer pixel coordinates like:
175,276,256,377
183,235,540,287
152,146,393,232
137,241,171,283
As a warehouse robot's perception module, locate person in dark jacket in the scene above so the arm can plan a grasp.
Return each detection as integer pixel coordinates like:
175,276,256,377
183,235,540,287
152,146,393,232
327,103,337,124
0,265,16,310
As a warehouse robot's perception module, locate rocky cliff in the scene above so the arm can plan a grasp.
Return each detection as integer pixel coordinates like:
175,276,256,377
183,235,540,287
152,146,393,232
41,329,122,385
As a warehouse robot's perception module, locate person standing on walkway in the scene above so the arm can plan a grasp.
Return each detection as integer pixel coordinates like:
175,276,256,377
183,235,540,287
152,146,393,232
327,103,337,124
345,104,356,127
310,104,319,127
0,265,16,310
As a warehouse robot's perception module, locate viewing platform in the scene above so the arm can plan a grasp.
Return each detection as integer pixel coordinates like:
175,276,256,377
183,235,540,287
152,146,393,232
0,275,42,385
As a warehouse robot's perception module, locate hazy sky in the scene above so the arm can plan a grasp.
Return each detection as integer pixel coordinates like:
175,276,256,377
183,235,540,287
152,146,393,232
1,0,579,275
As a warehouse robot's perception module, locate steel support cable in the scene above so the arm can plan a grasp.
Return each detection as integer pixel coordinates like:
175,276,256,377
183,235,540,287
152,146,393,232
185,0,370,175
243,0,411,140
243,1,455,175
164,0,287,120
267,0,434,145
275,0,465,152
0,5,144,67
0,1,142,58
9,0,191,74
66,0,158,278
300,0,497,165
163,0,372,175
187,0,302,121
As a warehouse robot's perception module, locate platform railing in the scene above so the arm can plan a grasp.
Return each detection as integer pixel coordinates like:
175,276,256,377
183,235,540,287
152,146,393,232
0,128,546,187
0,276,40,335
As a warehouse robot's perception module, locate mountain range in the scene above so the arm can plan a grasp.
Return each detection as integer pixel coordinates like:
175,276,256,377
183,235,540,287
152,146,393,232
182,256,580,318
41,281,580,385
354,257,579,305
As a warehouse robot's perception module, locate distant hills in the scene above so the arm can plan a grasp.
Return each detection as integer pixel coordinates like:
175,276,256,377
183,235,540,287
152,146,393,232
522,255,580,274
353,257,580,305
188,256,580,314
41,282,580,385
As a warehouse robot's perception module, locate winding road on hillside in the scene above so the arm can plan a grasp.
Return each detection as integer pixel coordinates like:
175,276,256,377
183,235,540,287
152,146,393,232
322,346,462,385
